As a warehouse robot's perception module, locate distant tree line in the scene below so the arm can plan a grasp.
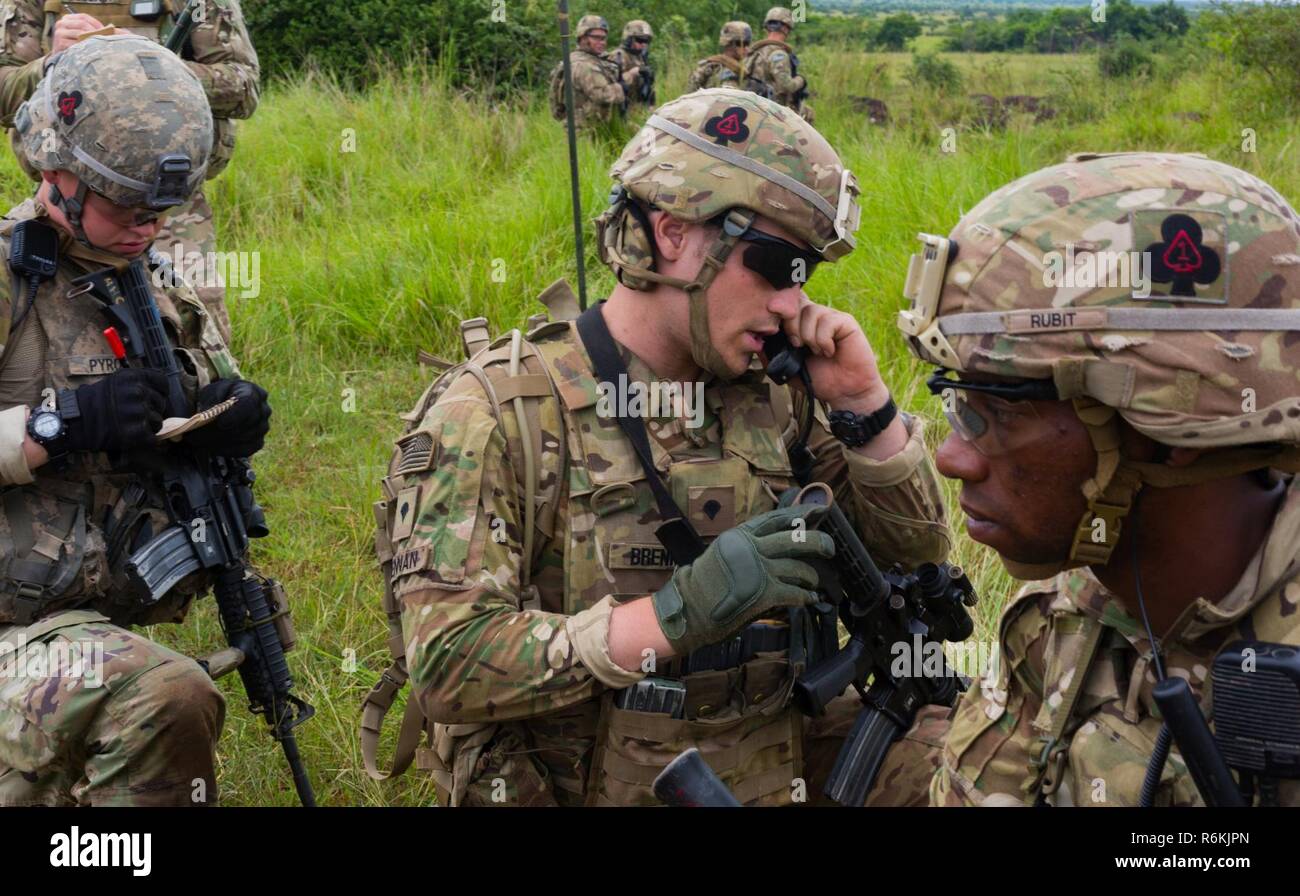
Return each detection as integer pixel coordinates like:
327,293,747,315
942,0,1188,53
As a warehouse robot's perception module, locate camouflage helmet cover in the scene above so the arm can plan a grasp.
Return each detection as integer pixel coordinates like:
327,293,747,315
16,32,212,210
720,21,753,47
622,19,652,40
576,14,609,38
606,88,860,265
900,152,1300,451
765,7,794,28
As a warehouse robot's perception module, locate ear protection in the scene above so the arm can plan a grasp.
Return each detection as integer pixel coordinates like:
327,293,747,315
595,185,659,291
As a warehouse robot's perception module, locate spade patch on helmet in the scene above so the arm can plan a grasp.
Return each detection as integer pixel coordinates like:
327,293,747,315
56,91,82,125
1133,210,1228,303
703,106,750,145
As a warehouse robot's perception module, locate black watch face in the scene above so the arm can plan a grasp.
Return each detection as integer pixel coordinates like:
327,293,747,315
32,411,62,440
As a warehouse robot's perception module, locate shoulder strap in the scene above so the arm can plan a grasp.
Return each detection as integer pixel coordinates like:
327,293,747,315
1032,616,1107,802
575,302,705,566
707,55,743,75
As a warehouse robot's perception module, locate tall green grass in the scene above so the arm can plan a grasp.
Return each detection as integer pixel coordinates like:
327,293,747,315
3,44,1292,805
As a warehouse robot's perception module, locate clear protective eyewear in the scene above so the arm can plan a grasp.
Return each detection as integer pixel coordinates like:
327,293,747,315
89,189,162,228
926,369,1058,456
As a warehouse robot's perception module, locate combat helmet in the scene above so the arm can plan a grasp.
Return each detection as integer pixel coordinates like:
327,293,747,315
622,19,653,45
721,21,753,48
596,87,860,377
15,31,212,246
765,7,795,29
898,151,1300,576
576,14,609,39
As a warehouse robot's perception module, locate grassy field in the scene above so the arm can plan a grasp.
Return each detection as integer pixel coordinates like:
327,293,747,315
6,42,1293,806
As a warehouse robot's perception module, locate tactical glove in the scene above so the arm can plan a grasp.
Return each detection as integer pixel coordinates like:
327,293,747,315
183,378,272,457
64,367,168,454
651,504,833,657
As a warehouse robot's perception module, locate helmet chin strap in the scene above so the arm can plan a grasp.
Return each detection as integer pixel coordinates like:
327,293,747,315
607,207,756,380
46,178,94,248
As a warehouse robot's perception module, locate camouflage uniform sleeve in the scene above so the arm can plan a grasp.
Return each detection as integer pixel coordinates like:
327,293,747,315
185,0,259,119
799,390,951,570
573,55,624,107
391,373,635,726
931,586,1053,806
0,263,33,485
768,50,805,96
0,0,45,129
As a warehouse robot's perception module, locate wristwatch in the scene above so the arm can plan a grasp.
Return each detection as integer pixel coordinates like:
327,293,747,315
27,406,70,463
26,388,81,466
828,397,898,448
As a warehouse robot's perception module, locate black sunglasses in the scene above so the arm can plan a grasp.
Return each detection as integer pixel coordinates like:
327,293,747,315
925,368,1059,402
734,226,822,290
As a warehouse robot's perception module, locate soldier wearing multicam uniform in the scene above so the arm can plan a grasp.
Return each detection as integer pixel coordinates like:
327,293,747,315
604,19,653,112
362,88,951,806
742,7,812,123
687,21,750,92
549,14,639,132
0,33,272,806
865,152,1300,807
0,0,260,343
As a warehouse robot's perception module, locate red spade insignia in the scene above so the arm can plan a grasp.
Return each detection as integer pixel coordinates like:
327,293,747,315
703,106,750,145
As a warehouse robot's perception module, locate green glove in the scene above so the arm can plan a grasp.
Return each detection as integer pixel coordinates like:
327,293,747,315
652,504,834,657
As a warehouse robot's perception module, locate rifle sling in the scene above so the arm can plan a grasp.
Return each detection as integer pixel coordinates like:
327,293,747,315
575,303,705,566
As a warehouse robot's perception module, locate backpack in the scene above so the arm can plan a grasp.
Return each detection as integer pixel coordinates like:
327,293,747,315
359,280,579,782
548,60,567,121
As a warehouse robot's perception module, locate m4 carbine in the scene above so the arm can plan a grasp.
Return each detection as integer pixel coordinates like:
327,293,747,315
768,332,977,807
637,55,655,105
76,258,316,807
785,482,976,806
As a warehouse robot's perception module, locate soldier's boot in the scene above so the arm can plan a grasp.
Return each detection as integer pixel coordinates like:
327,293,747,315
0,614,226,806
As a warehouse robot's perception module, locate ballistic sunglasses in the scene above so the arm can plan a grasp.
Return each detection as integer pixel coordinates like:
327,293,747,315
734,225,823,290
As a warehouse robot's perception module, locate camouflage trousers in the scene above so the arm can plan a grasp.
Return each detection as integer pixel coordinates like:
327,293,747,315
449,691,942,806
0,609,225,806
156,189,232,344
